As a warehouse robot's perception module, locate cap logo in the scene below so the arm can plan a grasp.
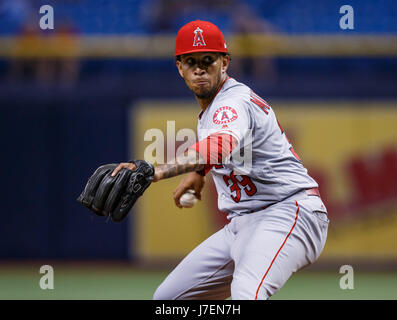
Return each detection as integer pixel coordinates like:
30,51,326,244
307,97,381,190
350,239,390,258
193,27,206,47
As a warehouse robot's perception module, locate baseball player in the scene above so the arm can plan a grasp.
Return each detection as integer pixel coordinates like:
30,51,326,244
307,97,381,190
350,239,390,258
78,20,329,300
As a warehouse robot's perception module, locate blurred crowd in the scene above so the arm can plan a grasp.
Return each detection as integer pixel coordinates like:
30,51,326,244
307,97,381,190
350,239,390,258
0,0,396,87
1,0,80,86
0,0,281,86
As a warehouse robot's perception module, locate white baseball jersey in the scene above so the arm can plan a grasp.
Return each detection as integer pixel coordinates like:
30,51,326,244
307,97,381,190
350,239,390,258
154,76,329,300
197,77,318,217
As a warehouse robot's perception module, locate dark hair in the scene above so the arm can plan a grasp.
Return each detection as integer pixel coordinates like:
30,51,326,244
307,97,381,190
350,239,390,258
175,52,231,63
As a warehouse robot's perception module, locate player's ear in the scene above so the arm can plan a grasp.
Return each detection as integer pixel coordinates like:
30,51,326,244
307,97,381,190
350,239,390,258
221,54,230,74
176,60,184,79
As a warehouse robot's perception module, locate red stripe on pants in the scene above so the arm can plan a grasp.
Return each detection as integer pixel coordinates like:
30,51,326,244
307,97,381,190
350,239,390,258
255,201,300,300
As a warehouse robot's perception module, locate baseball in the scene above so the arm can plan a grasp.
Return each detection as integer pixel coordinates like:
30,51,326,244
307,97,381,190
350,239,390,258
179,189,198,208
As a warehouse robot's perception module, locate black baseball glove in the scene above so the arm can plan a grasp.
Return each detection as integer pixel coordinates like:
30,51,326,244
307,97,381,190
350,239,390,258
77,160,155,222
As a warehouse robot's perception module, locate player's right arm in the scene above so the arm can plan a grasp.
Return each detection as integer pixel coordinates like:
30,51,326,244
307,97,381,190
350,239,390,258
112,132,237,207
153,131,237,182
154,132,238,207
153,148,205,182
111,130,236,182
110,148,204,180
153,148,206,208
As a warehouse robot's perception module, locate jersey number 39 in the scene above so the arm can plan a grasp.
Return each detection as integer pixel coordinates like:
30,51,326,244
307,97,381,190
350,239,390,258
222,172,257,203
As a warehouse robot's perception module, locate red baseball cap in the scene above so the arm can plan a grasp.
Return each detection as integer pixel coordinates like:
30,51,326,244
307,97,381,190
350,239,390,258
175,20,228,56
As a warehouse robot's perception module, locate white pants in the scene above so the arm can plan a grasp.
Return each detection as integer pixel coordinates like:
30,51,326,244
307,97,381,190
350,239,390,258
153,190,329,300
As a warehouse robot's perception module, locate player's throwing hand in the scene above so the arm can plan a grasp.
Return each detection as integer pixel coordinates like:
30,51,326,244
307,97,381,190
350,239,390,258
173,171,205,208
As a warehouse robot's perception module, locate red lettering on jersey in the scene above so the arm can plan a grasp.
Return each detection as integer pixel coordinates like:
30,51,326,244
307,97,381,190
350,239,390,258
252,91,270,109
223,174,241,203
250,91,270,115
223,173,257,203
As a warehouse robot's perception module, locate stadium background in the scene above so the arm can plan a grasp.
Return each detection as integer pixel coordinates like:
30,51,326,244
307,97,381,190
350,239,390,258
0,0,396,299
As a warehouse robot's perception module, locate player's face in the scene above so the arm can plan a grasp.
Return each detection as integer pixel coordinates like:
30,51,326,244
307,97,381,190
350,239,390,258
176,52,229,100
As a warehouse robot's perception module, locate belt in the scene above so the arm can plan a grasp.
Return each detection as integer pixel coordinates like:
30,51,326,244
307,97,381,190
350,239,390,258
306,187,320,197
247,187,320,214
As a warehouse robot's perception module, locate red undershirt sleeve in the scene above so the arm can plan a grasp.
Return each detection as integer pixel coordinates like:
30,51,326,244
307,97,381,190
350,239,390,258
189,132,238,176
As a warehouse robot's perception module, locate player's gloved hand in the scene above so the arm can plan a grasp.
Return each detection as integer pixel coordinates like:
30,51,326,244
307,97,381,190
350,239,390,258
173,171,205,209
77,160,154,222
